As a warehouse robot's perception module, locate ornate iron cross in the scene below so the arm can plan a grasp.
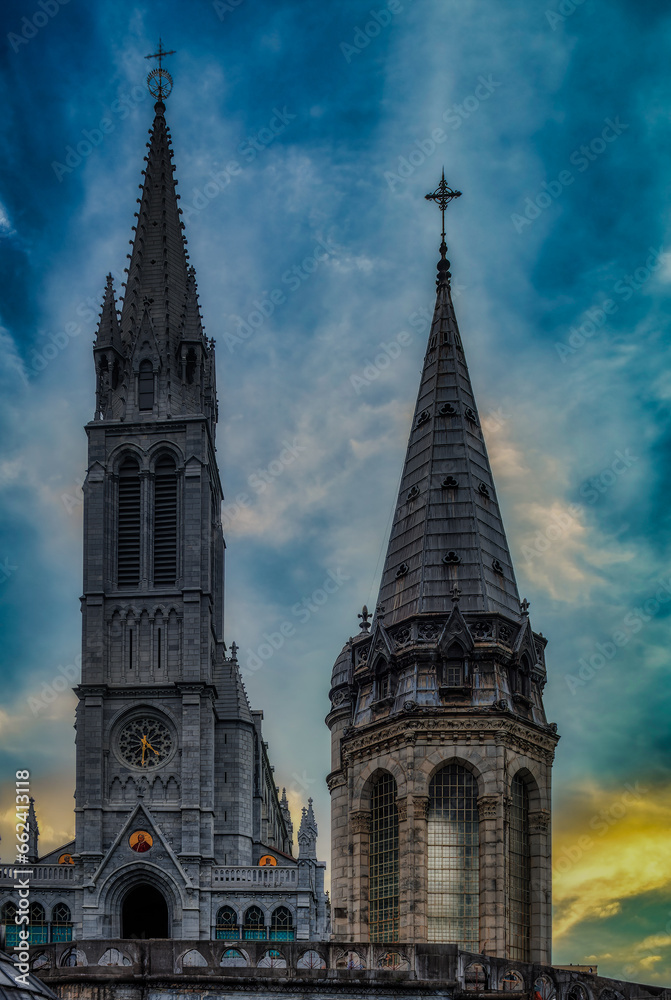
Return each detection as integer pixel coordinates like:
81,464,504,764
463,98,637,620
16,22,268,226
425,169,462,246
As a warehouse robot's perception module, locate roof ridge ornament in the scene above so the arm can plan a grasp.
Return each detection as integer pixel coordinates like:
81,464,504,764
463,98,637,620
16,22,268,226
424,168,462,287
145,38,176,105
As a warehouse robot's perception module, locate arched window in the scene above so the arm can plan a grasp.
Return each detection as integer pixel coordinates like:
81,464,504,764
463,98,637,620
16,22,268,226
29,902,48,944
369,772,399,942
51,902,73,942
508,774,530,961
1,901,18,946
118,457,141,587
243,906,266,940
215,906,238,940
428,763,479,948
153,455,177,586
138,360,154,411
270,906,294,941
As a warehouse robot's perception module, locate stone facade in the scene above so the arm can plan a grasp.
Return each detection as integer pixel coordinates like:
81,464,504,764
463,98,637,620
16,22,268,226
32,940,671,1000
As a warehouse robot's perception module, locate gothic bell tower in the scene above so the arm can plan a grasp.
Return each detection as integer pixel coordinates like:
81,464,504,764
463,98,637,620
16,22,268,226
73,55,233,938
326,174,559,961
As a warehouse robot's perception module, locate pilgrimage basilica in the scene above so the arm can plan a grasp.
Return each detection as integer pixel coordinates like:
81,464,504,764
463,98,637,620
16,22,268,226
0,49,668,1000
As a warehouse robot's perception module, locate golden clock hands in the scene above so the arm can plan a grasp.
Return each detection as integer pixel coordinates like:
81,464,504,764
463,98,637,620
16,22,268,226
144,739,159,757
139,734,160,766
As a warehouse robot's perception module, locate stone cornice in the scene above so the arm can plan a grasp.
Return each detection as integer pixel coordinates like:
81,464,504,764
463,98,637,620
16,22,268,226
340,714,559,767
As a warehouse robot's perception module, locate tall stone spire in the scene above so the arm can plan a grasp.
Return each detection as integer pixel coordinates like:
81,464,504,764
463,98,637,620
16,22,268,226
91,59,216,428
376,179,519,625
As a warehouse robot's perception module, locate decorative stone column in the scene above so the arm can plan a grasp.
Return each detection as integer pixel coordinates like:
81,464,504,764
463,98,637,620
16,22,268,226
529,807,552,963
479,793,504,957
350,808,371,940
412,794,429,941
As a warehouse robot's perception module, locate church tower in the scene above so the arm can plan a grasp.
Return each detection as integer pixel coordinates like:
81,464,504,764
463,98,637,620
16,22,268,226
64,52,327,942
326,174,559,961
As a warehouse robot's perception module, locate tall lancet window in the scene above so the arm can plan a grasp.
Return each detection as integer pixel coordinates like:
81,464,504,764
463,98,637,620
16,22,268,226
117,458,141,588
369,772,399,942
138,359,154,410
153,455,178,587
508,774,531,961
428,764,479,948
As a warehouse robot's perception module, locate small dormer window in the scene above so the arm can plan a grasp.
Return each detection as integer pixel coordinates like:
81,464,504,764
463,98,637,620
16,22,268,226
443,642,464,687
138,360,154,410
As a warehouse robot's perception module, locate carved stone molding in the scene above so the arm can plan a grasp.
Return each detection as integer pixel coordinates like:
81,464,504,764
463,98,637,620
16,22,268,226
478,794,499,821
413,795,429,821
529,808,551,834
396,797,408,823
341,715,558,768
326,770,347,792
350,810,371,834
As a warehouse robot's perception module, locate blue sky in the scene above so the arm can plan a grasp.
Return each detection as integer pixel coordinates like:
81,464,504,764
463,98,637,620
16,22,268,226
1,0,671,982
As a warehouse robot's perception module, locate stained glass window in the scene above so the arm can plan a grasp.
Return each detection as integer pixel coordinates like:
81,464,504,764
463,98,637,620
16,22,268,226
369,773,399,942
508,775,530,961
428,764,479,948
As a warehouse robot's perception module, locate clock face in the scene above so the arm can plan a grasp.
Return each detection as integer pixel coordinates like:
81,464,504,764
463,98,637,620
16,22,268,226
117,716,173,769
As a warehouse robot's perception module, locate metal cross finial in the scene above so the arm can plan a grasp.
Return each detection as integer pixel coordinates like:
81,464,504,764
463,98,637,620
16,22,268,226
145,39,176,101
146,38,176,71
425,169,462,247
520,598,530,615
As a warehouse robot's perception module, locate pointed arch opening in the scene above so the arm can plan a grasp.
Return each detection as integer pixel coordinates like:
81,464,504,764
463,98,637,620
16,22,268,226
153,454,177,587
117,457,141,587
428,763,480,948
369,771,399,942
214,905,239,940
243,905,266,940
138,359,154,411
270,906,294,941
508,773,531,961
121,883,169,938
443,642,465,688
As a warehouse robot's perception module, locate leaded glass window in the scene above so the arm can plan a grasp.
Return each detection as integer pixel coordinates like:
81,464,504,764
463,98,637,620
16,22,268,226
369,772,399,942
427,763,479,948
243,906,266,940
508,774,530,961
215,906,239,939
270,906,294,941
51,902,73,942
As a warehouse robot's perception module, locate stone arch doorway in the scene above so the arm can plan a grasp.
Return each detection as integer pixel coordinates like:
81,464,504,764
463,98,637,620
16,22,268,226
121,883,169,939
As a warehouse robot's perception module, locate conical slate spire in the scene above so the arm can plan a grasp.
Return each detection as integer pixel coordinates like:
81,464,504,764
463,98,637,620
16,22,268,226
375,241,521,626
119,100,196,356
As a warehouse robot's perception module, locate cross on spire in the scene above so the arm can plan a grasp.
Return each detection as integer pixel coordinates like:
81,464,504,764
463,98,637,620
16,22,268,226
145,39,176,101
425,169,462,246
